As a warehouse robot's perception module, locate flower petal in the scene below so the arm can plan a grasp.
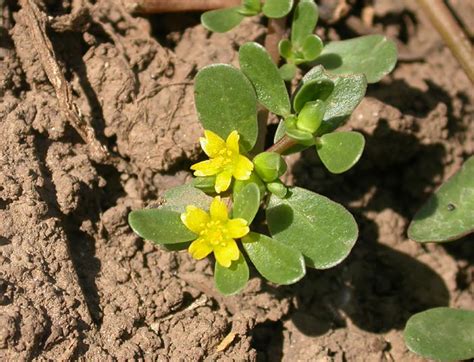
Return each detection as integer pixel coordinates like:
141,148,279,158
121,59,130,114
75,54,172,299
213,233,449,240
226,218,249,239
201,130,226,157
210,196,228,221
191,158,222,177
226,130,240,153
215,170,232,193
188,237,213,260
180,205,210,234
232,155,254,180
214,239,240,267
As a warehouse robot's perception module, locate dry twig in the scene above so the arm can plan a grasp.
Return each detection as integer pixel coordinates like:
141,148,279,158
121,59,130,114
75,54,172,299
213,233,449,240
416,0,474,84
123,0,241,14
19,0,110,161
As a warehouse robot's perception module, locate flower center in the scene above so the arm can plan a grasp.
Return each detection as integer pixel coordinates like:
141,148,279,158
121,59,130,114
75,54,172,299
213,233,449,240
200,220,228,247
217,148,236,167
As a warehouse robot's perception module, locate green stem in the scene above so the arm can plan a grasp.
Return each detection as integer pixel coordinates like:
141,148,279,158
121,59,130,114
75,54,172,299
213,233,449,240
416,0,474,84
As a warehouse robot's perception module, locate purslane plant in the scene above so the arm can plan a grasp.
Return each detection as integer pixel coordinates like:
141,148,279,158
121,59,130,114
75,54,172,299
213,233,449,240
404,156,474,361
128,31,397,294
201,0,293,33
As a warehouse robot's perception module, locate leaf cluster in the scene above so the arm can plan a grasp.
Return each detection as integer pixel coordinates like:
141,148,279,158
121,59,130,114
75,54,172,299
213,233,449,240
129,0,398,295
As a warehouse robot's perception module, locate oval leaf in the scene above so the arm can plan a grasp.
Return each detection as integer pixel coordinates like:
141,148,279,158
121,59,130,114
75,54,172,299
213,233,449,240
279,63,297,81
299,65,366,133
408,156,474,242
286,128,314,145
404,307,474,361
315,34,397,83
291,0,319,48
214,253,250,295
262,0,293,18
317,131,365,174
129,207,195,244
302,34,323,61
233,183,260,224
195,64,258,151
201,7,244,33
239,42,291,117
267,187,358,269
163,183,213,212
242,232,305,284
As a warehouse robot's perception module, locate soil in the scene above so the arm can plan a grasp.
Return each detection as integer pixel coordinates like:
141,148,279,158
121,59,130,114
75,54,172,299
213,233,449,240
1,0,473,360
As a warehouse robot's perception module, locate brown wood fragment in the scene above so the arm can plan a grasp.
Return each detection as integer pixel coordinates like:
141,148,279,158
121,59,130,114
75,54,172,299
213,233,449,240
19,0,110,162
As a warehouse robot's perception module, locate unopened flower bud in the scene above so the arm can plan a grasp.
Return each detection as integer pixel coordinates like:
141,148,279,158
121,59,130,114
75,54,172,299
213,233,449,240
253,152,287,182
296,100,326,133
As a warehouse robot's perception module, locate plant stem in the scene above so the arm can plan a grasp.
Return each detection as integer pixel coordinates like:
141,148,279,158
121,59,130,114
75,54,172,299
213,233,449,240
124,0,241,14
416,0,474,84
266,135,297,154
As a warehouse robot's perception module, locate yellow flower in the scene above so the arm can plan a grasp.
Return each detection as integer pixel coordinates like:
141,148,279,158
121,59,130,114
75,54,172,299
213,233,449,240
181,196,249,267
191,130,254,193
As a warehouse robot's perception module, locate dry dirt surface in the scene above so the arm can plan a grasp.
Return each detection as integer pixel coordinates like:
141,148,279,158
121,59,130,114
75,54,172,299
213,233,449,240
1,0,473,360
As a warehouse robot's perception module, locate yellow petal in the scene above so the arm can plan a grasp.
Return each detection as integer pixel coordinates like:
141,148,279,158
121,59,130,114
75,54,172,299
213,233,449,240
201,130,226,157
226,218,249,239
191,159,222,177
210,196,228,221
214,239,240,268
226,130,240,153
215,170,232,193
188,237,213,260
232,155,253,180
180,205,210,234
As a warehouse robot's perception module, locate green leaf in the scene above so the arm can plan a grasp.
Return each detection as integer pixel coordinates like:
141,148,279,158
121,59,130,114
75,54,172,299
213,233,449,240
214,253,249,295
300,65,367,133
286,127,314,145
232,183,260,224
315,34,397,83
262,0,293,18
201,7,244,33
238,0,261,15
279,63,297,81
242,232,305,284
161,242,191,251
278,39,293,60
239,42,291,117
404,307,474,361
233,172,267,199
129,207,196,244
267,180,288,198
192,176,216,194
316,131,365,174
267,187,358,268
163,183,213,212
195,64,258,151
302,34,323,61
293,78,334,113
408,156,474,242
291,0,319,48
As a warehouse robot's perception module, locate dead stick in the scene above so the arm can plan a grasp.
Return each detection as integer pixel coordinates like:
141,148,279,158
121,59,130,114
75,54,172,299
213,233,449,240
416,0,474,84
19,0,109,162
124,0,241,14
